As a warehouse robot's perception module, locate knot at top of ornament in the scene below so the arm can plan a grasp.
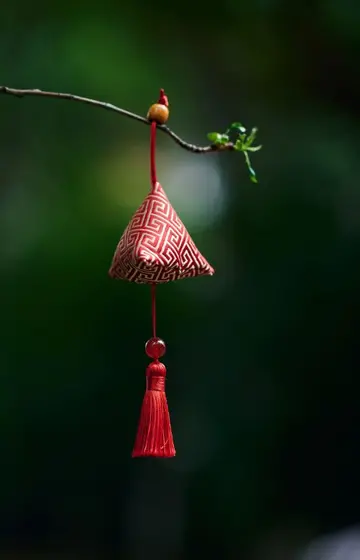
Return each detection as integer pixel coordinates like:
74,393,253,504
147,88,169,125
158,88,169,107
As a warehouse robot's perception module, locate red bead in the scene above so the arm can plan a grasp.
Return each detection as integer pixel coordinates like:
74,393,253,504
145,337,166,359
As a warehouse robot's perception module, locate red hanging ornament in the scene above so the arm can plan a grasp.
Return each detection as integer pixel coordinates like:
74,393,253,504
109,89,214,458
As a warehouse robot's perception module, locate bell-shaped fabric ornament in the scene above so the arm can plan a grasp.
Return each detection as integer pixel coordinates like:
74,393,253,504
109,89,214,458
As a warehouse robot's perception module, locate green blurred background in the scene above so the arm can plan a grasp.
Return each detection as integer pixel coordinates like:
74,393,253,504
1,1,360,558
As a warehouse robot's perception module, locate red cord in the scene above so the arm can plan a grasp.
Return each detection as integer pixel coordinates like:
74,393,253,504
150,119,157,336
150,117,157,337
151,283,157,338
131,104,176,458
150,121,157,190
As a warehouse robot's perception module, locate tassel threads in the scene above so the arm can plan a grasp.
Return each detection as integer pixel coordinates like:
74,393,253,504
132,338,175,458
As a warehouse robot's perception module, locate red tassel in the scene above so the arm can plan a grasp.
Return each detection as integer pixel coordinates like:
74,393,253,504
132,359,175,458
132,284,176,458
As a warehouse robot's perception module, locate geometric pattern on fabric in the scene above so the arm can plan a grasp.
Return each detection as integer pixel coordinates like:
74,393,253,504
109,182,215,284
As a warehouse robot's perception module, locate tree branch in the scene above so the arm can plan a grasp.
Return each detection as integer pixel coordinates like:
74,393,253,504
0,86,235,154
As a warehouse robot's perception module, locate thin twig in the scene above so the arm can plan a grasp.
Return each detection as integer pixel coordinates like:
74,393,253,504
0,86,235,154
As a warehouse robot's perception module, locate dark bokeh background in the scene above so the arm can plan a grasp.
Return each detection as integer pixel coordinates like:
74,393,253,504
1,2,360,558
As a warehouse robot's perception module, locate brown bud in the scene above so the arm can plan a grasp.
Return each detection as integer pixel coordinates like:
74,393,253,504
147,103,169,125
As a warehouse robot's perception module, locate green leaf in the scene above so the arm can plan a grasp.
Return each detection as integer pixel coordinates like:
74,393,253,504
207,132,222,143
245,127,258,145
243,150,258,183
246,145,262,152
218,134,229,144
230,122,247,134
234,138,244,151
